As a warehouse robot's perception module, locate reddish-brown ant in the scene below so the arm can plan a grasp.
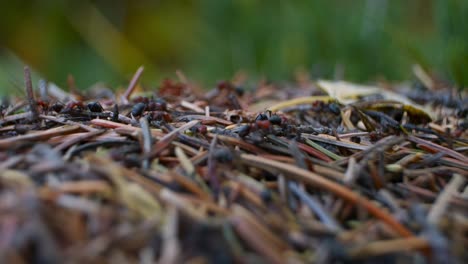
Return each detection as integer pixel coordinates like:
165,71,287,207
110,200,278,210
132,96,150,104
190,124,208,135
255,120,271,130
149,111,172,122
217,80,231,90
158,78,186,97
36,100,49,112
147,98,167,111
154,98,167,111
63,101,85,112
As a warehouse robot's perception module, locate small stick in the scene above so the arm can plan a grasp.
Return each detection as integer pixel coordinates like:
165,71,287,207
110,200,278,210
338,131,369,138
54,129,105,151
67,74,79,95
140,117,153,169
0,112,32,125
48,82,77,102
268,95,332,112
174,146,195,175
172,142,199,156
349,237,429,258
180,100,204,113
296,140,333,162
230,216,284,264
304,138,344,160
115,126,164,139
41,114,99,132
182,194,229,215
232,184,253,206
207,135,220,198
46,180,112,196
343,157,357,184
240,154,416,238
213,134,267,154
112,104,119,122
289,182,342,231
428,174,465,225
233,204,290,250
4,101,28,116
334,136,404,167
90,118,129,128
0,156,24,171
159,206,181,264
24,66,39,121
0,125,80,149
47,131,124,145
149,120,200,158
175,114,233,125
175,70,189,84
38,79,48,101
118,114,138,125
166,171,212,201
302,133,369,150
159,189,206,220
408,135,468,163
121,66,144,104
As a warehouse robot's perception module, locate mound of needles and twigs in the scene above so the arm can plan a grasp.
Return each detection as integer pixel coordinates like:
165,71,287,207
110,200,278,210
0,66,467,263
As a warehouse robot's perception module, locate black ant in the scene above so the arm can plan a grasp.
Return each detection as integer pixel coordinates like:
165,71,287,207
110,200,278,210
131,98,168,117
254,111,288,130
50,102,64,113
212,148,233,163
131,102,147,116
268,114,282,125
87,102,104,112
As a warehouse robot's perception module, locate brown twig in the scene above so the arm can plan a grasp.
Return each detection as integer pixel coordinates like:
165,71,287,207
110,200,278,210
24,66,39,121
121,66,144,104
0,125,81,149
349,237,429,259
427,174,466,225
240,154,416,238
148,120,200,158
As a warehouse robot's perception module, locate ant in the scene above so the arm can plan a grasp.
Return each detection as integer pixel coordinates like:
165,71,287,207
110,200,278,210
131,102,147,117
35,99,50,113
230,111,289,138
253,111,289,130
148,111,172,122
212,147,233,163
147,98,167,111
190,124,208,135
87,102,104,112
50,102,64,113
131,98,168,117
50,100,105,115
61,101,85,113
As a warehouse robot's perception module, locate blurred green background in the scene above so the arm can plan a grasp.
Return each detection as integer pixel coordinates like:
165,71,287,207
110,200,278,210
0,0,467,94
